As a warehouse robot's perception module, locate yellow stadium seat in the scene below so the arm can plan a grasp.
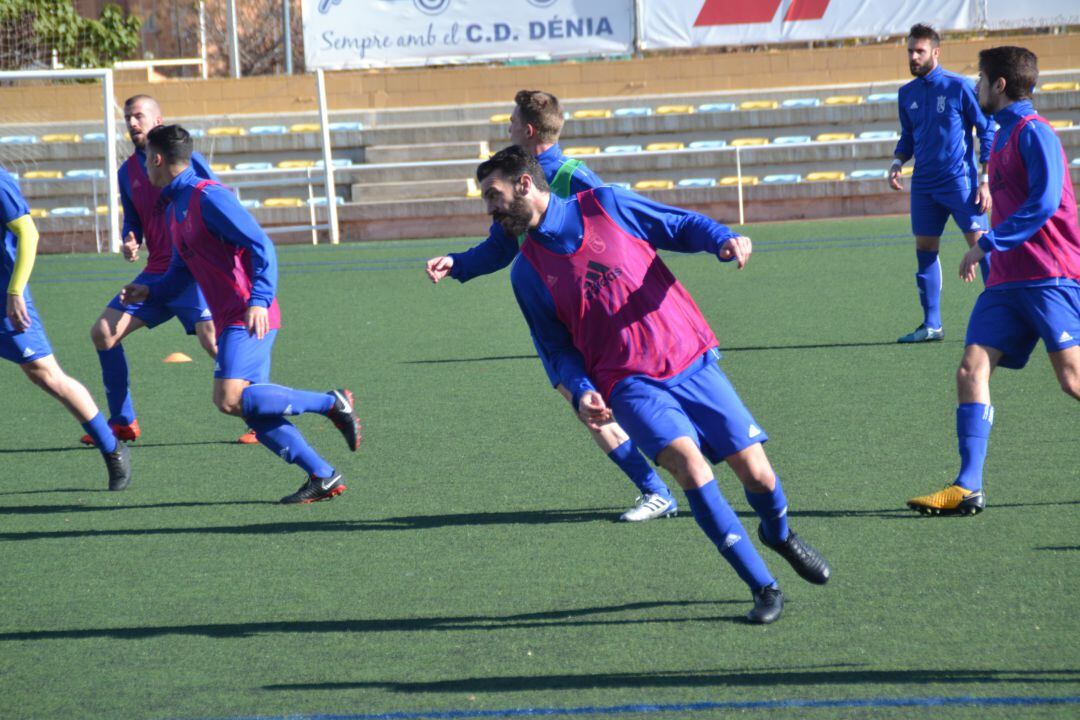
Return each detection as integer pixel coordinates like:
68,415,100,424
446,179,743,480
720,176,759,186
210,163,232,173
901,166,914,177
96,205,110,215
739,100,779,110
263,197,305,208
815,132,855,142
276,160,316,169
488,114,511,124
29,208,48,218
1049,119,1075,129
563,146,600,157
824,95,863,105
645,142,685,152
633,179,675,191
466,178,481,198
730,138,769,147
656,105,695,115
41,133,80,143
805,171,846,181
207,126,246,136
1040,82,1080,92
572,109,612,120
23,170,63,179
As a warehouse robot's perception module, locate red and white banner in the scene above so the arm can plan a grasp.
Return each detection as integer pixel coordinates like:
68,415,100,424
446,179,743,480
640,0,973,50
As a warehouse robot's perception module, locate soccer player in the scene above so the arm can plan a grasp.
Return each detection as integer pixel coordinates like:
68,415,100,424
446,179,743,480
426,90,677,522
889,24,996,343
1,167,132,490
477,146,831,623
908,46,1080,516
120,125,362,504
82,94,257,446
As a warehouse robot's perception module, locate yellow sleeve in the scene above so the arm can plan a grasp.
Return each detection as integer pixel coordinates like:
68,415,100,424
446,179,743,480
6,214,39,295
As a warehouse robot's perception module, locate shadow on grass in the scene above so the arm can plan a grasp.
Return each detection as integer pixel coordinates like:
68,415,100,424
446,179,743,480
261,667,1080,694
0,500,277,514
0,440,241,455
0,600,746,641
1036,545,1080,551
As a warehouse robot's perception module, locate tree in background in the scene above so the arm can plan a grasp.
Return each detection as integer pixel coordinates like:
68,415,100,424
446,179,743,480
0,0,141,70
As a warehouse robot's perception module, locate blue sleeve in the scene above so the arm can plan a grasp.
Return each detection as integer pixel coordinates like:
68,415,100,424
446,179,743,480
962,80,994,166
147,245,194,304
569,164,604,194
118,165,142,243
510,257,596,407
200,185,278,306
978,122,1064,253
894,90,914,161
0,175,29,223
190,152,219,182
448,223,521,282
595,186,739,258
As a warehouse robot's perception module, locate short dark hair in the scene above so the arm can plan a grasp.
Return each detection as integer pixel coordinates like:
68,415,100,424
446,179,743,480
514,90,564,144
123,94,157,108
476,145,550,192
146,125,193,165
908,23,940,46
979,46,1039,101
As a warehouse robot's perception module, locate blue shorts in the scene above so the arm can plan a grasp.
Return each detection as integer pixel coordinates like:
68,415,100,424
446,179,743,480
609,360,768,464
0,290,53,365
910,187,988,238
214,326,276,383
107,270,211,334
966,285,1080,369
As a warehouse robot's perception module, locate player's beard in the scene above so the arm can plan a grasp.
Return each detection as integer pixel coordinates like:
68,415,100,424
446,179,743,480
909,58,933,77
493,194,532,237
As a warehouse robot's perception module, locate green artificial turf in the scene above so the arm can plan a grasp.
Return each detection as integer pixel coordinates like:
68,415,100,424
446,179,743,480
0,215,1076,720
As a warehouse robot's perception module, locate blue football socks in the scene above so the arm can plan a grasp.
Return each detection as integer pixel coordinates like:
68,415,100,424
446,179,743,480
915,249,943,330
745,477,789,545
608,439,670,498
241,383,334,418
97,346,135,425
245,416,335,479
684,480,775,591
955,403,994,491
81,412,118,455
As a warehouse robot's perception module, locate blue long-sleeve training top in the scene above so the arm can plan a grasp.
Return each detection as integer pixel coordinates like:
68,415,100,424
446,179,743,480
118,148,215,244
894,65,995,193
448,143,605,282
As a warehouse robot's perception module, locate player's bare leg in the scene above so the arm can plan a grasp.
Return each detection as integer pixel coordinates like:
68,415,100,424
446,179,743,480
194,319,217,359
1048,346,1080,400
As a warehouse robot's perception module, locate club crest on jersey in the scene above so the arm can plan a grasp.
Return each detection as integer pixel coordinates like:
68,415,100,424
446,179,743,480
583,260,622,300
586,234,606,254
937,95,946,113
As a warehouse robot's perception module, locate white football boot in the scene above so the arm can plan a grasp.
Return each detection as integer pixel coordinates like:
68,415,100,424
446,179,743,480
620,493,678,522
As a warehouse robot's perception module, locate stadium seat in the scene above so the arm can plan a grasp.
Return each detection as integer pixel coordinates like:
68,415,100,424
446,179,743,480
633,179,675,190
563,146,600,156
762,174,802,184
677,178,717,188
239,199,261,209
41,133,80,143
207,126,246,136
816,132,856,142
263,197,305,208
613,107,652,117
572,109,613,120
731,138,769,147
28,208,48,218
739,100,779,111
234,162,274,172
603,145,643,154
276,160,317,169
315,158,354,168
688,140,727,149
656,105,695,115
824,95,863,105
720,176,758,185
466,178,481,198
1039,82,1080,92
23,170,63,179
1049,119,1075,129
51,206,92,217
65,169,106,179
1072,157,1080,166
95,205,109,215
289,123,322,133
250,125,288,135
850,169,889,180
187,128,206,138
0,135,36,144
697,102,736,113
806,171,846,181
859,130,900,140
866,92,899,103
901,166,914,177
488,114,511,124
329,121,364,132
773,135,812,145
210,163,232,173
781,98,821,108
307,196,345,206
645,142,685,152
82,132,106,142
608,182,632,190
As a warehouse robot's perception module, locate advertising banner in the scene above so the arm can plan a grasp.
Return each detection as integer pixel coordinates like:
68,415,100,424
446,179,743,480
983,0,1080,30
302,0,634,69
640,0,974,50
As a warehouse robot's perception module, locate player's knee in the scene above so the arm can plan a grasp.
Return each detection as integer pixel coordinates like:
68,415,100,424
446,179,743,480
90,319,114,350
956,360,987,388
1058,371,1080,400
215,397,242,416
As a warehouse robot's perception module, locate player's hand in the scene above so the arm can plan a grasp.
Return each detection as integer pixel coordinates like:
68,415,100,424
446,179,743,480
246,305,269,339
425,255,454,284
975,182,992,214
888,164,904,191
121,232,140,262
119,283,149,305
718,235,752,269
577,390,612,431
959,244,986,283
6,292,31,332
